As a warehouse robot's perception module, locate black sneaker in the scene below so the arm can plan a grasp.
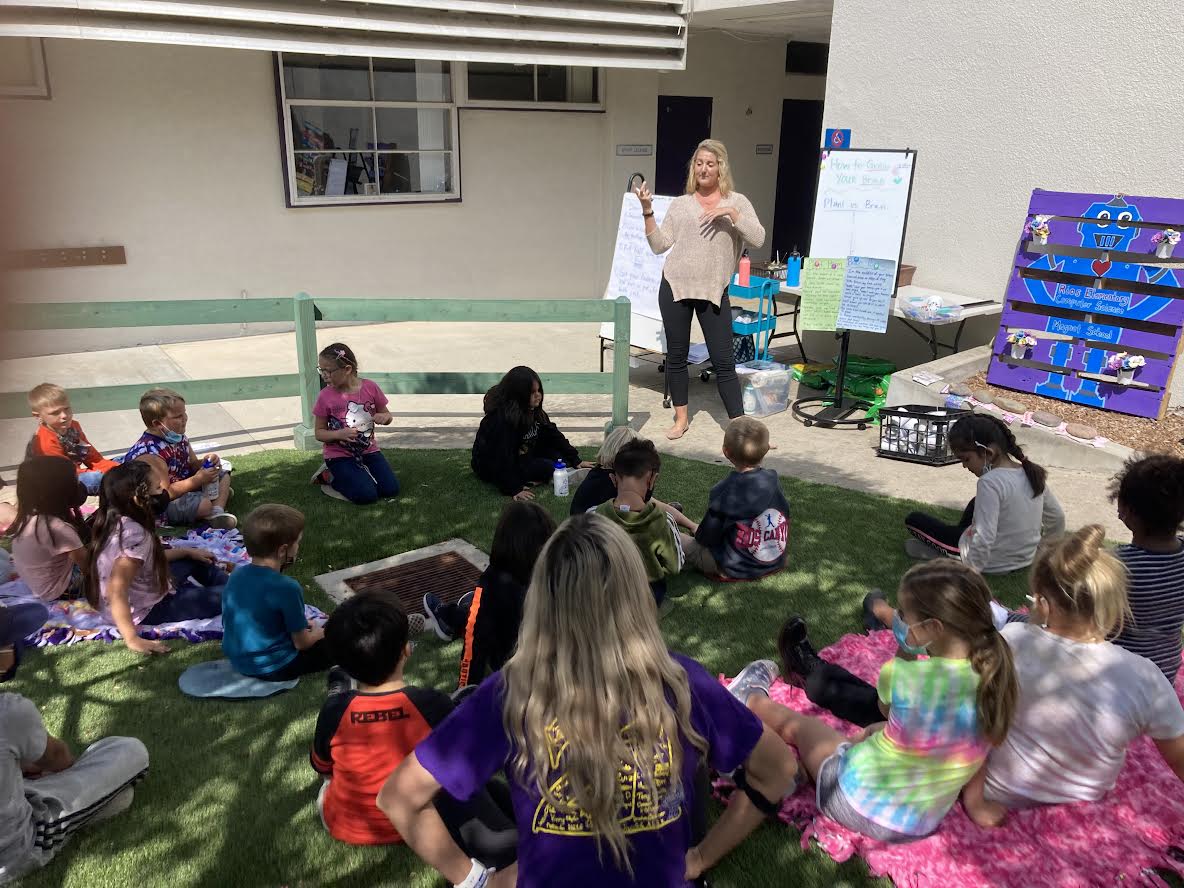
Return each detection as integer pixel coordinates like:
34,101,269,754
862,589,889,632
326,666,353,696
422,592,454,642
777,616,821,685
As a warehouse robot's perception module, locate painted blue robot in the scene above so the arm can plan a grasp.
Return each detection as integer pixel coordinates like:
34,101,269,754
1023,196,1180,406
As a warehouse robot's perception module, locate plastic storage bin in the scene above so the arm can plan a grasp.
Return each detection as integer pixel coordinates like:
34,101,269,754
877,404,971,466
738,360,791,417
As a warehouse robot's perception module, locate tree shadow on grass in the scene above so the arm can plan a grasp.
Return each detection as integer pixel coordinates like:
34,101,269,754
11,445,1029,888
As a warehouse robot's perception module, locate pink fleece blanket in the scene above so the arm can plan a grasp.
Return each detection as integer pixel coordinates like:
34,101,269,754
721,631,1184,888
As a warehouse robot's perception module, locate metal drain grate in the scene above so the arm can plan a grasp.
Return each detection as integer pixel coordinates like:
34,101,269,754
342,551,483,615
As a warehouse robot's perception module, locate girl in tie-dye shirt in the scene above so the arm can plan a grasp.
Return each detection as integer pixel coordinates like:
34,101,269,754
742,560,1019,842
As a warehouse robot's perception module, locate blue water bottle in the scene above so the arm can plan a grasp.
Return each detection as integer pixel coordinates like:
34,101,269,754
786,247,802,287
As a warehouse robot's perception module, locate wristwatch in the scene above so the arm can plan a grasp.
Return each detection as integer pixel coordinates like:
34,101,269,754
455,860,491,888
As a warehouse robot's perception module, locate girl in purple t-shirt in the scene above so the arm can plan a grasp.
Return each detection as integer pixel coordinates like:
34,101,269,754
312,342,400,505
86,461,224,655
378,513,797,888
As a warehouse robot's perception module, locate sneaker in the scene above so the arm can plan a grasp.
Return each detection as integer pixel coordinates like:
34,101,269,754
777,616,821,685
310,463,330,485
457,589,475,612
905,538,944,560
407,612,426,635
422,593,454,642
726,659,779,706
326,666,353,695
206,508,237,530
862,589,889,632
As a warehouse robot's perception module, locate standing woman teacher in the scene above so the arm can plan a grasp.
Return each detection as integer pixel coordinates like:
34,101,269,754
635,139,766,439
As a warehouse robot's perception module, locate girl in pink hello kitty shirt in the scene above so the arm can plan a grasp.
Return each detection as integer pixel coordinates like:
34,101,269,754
311,343,400,504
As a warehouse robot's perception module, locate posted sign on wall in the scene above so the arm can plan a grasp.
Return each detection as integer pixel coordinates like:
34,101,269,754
986,189,1184,419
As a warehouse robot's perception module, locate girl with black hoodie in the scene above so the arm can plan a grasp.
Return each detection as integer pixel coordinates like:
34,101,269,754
470,366,589,500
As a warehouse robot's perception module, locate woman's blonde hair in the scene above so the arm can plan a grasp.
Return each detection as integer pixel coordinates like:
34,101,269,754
684,139,734,196
900,560,1019,746
597,425,640,469
1030,525,1130,639
501,513,708,872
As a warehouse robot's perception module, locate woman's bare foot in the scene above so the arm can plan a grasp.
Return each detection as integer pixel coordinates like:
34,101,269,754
665,422,691,440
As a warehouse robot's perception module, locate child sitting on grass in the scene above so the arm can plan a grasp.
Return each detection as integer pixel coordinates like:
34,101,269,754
87,462,225,655
731,559,1019,843
570,426,697,532
422,501,556,689
25,383,120,495
10,456,89,601
680,416,790,580
1109,454,1184,682
0,600,149,884
311,342,399,505
904,413,1063,572
312,590,517,871
222,504,331,681
471,365,592,501
594,439,683,604
123,388,235,529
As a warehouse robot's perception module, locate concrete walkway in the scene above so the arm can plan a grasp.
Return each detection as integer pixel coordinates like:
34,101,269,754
0,322,1125,539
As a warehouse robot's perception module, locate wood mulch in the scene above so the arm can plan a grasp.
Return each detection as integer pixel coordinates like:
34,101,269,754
964,371,1184,457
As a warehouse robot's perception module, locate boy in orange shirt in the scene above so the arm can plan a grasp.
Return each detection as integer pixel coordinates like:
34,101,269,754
26,383,119,495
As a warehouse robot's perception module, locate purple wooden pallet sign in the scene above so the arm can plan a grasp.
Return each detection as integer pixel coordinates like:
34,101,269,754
986,189,1184,419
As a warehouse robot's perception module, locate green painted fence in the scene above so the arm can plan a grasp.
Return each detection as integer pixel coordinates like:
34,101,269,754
2,295,631,451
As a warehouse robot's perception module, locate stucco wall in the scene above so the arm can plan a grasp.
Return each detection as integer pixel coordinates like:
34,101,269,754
1,32,800,357
825,0,1184,404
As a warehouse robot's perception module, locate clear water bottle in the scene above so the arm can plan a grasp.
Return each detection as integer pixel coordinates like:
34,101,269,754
742,384,758,415
552,460,569,497
202,456,220,501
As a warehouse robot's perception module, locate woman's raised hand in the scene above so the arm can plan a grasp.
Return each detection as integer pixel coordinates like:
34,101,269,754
633,181,653,210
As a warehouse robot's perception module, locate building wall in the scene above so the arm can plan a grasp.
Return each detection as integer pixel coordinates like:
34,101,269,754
1,32,803,357
825,0,1184,402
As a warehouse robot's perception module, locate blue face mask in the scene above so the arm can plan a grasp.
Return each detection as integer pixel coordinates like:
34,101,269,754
157,424,184,445
892,611,931,656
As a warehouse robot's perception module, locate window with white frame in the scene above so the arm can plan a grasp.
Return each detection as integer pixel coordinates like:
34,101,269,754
277,53,459,206
465,63,603,110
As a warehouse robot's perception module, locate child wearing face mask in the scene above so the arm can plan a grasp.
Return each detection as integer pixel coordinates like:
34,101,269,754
731,560,1019,843
87,462,225,656
593,439,684,604
221,504,331,681
123,388,236,529
903,414,1064,574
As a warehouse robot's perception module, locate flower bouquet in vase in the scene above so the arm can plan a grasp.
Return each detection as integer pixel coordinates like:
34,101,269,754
1006,331,1037,360
1152,229,1180,259
1106,352,1145,384
1024,215,1052,246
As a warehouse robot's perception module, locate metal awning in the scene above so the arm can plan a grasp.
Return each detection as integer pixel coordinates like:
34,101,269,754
0,0,689,68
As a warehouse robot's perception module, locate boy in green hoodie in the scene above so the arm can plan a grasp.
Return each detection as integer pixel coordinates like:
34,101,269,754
594,439,685,603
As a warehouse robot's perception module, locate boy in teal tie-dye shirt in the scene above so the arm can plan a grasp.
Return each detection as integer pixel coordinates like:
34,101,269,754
728,560,1018,842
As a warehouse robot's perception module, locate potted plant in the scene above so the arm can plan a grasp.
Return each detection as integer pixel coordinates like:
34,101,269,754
1024,215,1052,246
1151,229,1180,259
1006,330,1037,360
1106,352,1146,384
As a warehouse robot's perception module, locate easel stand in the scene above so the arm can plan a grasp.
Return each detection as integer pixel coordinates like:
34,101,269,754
791,330,873,430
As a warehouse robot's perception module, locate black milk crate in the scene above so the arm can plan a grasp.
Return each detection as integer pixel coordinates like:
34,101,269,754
877,404,970,466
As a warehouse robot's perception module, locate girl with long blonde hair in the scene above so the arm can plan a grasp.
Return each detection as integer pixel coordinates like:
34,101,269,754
379,513,795,888
963,526,1184,827
736,559,1018,842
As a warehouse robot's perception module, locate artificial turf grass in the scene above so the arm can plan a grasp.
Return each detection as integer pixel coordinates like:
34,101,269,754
13,448,1033,888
